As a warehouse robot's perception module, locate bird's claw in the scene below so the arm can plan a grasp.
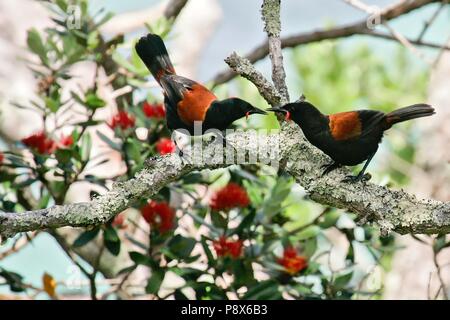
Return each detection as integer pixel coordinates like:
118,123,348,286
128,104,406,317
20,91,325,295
341,173,372,183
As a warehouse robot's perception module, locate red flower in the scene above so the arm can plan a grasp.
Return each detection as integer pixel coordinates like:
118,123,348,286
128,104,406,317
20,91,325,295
112,213,127,229
108,111,135,130
210,183,250,211
213,236,243,259
59,134,74,148
0,153,4,164
143,102,165,119
156,138,176,155
277,246,308,275
141,201,175,233
21,131,56,155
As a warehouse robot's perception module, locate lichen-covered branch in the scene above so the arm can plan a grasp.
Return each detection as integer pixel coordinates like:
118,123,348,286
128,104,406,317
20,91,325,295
261,0,289,103
225,52,282,107
1,123,449,239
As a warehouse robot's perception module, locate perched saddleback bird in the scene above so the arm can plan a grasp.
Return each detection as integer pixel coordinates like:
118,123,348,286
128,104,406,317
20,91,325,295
268,97,435,182
135,33,265,136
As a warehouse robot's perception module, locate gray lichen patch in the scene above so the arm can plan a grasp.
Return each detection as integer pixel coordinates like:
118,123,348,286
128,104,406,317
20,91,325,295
261,0,281,37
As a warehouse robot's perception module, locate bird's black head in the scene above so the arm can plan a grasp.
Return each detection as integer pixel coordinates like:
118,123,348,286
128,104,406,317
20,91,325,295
224,97,267,120
203,98,266,131
266,96,324,127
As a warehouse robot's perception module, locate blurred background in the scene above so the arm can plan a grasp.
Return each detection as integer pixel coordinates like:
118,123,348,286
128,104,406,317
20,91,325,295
0,0,449,299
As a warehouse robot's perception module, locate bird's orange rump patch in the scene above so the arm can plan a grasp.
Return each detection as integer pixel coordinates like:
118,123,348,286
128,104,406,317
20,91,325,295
328,111,362,141
177,84,217,125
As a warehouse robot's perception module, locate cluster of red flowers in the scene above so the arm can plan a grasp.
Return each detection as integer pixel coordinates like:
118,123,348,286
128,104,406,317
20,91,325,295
141,200,175,233
59,134,74,148
143,102,165,119
0,153,4,165
277,247,308,275
210,183,250,211
156,138,176,155
213,236,243,259
21,131,74,155
109,111,135,130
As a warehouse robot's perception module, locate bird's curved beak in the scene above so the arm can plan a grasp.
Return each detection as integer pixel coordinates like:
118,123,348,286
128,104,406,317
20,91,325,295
246,109,266,119
266,107,290,121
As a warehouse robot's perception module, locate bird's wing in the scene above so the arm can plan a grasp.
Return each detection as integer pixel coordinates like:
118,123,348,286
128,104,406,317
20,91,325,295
357,109,386,137
328,110,385,141
328,111,363,141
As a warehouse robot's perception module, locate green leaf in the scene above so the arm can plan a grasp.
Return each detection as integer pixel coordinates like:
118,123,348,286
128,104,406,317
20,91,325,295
0,269,25,293
303,237,317,258
210,212,228,229
27,28,48,65
104,226,120,242
167,235,196,259
242,280,281,300
129,251,152,266
85,93,106,109
80,133,92,162
72,228,100,247
433,234,449,252
12,178,36,189
55,0,68,12
96,130,121,151
146,269,165,294
104,239,121,256
125,140,141,164
201,236,216,267
233,210,256,236
44,97,60,113
333,271,353,290
104,227,121,256
55,149,72,164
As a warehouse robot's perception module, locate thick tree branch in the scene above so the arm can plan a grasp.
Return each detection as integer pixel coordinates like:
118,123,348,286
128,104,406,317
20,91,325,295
211,0,448,86
1,122,449,239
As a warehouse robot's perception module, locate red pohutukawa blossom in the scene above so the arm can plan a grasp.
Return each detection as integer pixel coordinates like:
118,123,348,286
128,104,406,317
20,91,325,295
277,246,308,275
210,183,250,211
156,138,176,155
213,236,244,259
59,134,74,148
112,213,127,229
0,153,4,164
143,101,165,119
21,131,57,155
141,201,175,233
108,111,135,130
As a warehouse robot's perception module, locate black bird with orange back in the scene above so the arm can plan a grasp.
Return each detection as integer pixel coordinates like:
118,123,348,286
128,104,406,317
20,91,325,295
268,96,435,182
135,34,265,137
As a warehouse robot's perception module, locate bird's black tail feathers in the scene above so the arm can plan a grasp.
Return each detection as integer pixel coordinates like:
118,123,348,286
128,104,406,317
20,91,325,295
385,104,435,127
135,34,175,83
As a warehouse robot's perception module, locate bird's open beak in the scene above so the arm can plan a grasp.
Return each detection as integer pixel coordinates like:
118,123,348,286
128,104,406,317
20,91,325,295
246,109,267,119
266,107,290,121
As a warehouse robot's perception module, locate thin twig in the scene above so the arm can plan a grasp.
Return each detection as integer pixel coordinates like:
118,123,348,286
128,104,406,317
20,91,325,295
432,241,449,300
211,0,447,86
261,0,289,103
416,0,447,42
